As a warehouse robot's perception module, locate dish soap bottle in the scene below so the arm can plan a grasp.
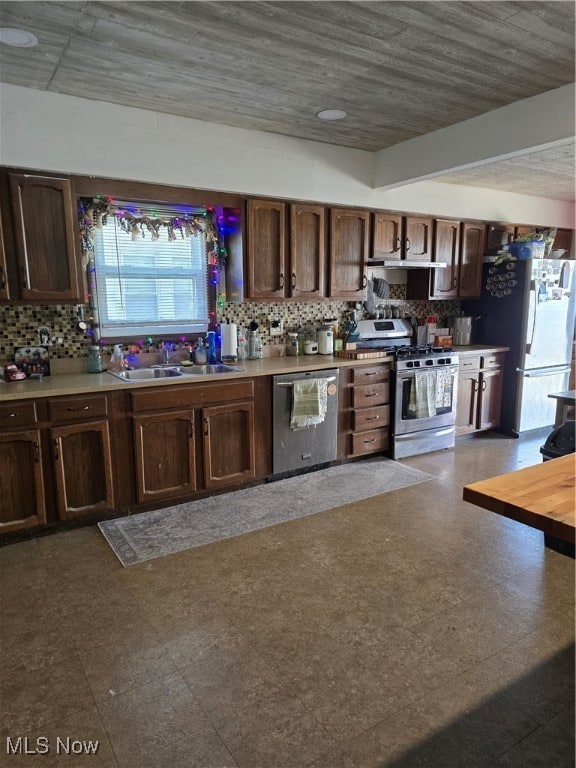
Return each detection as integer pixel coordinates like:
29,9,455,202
110,344,125,371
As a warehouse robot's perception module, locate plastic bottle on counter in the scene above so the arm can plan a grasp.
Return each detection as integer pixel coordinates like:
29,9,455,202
206,331,217,363
237,327,248,361
109,345,125,372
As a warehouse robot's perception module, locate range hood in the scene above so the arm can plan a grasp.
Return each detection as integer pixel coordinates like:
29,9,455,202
374,260,447,269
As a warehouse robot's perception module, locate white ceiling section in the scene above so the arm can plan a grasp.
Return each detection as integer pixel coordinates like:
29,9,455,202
0,0,574,207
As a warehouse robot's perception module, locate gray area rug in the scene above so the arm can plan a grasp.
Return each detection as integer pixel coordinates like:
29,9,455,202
99,458,433,566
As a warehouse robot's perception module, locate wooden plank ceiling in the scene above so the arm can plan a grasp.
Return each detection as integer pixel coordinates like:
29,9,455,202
1,1,574,199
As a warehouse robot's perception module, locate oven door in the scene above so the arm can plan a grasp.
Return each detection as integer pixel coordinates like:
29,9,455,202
393,365,458,436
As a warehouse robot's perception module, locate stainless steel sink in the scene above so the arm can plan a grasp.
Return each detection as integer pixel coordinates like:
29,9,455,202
108,368,183,381
174,364,244,375
109,363,244,381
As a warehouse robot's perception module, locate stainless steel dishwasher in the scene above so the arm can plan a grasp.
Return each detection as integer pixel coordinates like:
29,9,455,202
272,369,339,475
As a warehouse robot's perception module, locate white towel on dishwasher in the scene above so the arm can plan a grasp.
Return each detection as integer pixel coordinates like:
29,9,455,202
290,378,328,429
408,371,437,419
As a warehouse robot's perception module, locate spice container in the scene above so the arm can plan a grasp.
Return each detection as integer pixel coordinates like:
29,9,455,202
287,332,299,356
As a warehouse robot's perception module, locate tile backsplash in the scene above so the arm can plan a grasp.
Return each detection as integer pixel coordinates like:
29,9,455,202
0,288,460,364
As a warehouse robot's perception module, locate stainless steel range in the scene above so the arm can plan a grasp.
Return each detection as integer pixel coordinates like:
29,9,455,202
356,319,459,458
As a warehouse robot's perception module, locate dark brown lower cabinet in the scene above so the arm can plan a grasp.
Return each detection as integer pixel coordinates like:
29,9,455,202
456,353,504,436
202,401,255,489
133,410,197,504
343,364,391,457
0,429,46,533
51,420,115,520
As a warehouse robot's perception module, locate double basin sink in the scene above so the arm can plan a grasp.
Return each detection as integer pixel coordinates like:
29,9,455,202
109,363,243,381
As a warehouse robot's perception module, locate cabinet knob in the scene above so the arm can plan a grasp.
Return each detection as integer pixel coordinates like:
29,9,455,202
395,237,401,252
0,266,5,290
53,437,60,461
291,272,296,289
358,274,367,290
405,238,411,252
279,272,284,289
33,440,40,463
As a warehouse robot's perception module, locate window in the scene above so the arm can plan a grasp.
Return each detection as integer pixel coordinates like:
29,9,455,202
92,203,210,339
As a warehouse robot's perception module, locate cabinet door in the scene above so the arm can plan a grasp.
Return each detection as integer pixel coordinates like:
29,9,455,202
478,369,503,430
202,401,255,490
290,203,325,298
485,223,514,254
133,411,196,504
246,199,286,299
456,373,479,435
459,221,485,298
9,173,83,302
430,219,460,299
404,215,432,261
0,430,46,534
372,211,402,261
328,208,369,299
0,209,9,301
51,420,115,520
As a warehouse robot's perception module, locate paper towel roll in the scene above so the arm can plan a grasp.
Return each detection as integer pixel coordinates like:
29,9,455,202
221,323,238,360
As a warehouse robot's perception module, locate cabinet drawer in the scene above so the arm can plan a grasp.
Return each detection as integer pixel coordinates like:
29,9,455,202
351,365,390,384
48,395,108,421
481,353,505,369
0,402,38,429
353,404,390,432
351,382,389,408
131,380,254,412
351,428,389,456
458,355,481,371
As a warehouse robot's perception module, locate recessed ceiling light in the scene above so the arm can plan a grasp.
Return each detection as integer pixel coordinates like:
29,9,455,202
0,27,38,47
317,109,347,121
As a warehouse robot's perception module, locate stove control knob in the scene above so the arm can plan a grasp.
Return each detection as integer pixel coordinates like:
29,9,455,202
406,361,413,368
414,361,421,367
425,359,434,366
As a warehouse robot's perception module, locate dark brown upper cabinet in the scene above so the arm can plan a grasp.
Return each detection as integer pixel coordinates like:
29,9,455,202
6,172,83,303
429,218,461,299
289,203,325,299
406,219,484,301
245,198,287,300
370,212,433,264
371,211,403,261
245,198,326,300
328,208,369,299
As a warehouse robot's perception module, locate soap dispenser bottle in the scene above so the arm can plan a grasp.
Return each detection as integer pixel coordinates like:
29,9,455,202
110,344,124,371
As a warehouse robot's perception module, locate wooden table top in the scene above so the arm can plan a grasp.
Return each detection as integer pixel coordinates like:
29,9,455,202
463,454,575,544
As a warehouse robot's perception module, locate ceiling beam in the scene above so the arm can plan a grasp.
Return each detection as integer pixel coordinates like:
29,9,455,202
373,84,576,190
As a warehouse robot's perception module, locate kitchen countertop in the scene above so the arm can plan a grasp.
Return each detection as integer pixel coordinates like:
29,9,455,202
0,345,509,402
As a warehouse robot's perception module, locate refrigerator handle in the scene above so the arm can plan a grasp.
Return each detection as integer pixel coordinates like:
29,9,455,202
526,280,537,355
516,365,571,378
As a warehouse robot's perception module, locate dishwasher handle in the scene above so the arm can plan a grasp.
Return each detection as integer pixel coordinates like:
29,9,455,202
275,376,336,388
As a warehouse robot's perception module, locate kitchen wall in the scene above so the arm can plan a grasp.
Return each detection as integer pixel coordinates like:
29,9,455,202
1,84,572,365
2,85,574,228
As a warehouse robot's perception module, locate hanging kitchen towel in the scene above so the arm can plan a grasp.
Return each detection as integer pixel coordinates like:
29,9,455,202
290,378,328,429
436,369,453,409
408,371,437,419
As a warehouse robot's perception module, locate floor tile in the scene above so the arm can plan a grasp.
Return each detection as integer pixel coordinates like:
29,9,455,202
97,673,211,768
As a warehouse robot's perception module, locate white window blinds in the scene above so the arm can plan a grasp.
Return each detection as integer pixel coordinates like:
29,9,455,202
93,205,209,339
